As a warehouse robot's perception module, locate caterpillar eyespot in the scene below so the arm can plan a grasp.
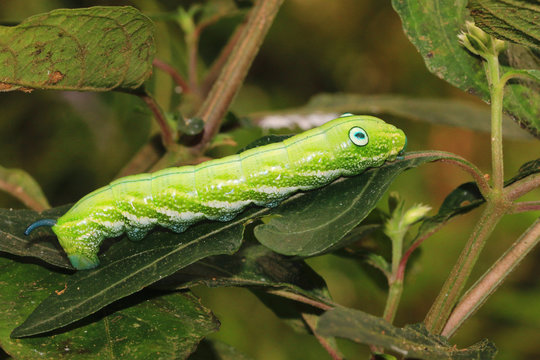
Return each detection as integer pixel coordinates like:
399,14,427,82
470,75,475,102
25,115,407,270
349,127,368,146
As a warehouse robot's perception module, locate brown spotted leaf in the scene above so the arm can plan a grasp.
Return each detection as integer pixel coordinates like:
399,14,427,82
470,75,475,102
0,6,155,92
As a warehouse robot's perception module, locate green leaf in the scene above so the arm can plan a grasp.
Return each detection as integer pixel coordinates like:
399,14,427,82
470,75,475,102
0,205,72,269
0,6,155,92
0,166,50,211
317,307,497,359
468,0,540,51
391,0,540,138
153,241,332,304
254,152,448,257
11,213,248,338
254,94,531,140
0,258,218,359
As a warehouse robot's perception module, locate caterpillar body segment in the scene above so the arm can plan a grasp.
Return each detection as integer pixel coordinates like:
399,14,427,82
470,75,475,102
27,115,407,270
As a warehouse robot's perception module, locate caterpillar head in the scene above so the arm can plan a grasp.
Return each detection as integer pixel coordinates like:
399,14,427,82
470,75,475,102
326,114,407,172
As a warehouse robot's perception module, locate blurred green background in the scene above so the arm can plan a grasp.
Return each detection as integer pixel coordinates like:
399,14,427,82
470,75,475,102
0,1,539,359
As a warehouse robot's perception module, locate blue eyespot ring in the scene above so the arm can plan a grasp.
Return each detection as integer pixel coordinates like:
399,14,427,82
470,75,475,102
349,127,368,146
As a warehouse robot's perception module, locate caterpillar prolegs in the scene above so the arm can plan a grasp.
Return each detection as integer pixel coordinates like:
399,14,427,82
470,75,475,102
26,114,407,270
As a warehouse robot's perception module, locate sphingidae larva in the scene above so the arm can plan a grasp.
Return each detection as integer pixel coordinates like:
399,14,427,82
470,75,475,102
25,114,407,270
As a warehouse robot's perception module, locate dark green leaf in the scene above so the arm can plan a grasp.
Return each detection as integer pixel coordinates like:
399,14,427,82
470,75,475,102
392,0,540,138
506,158,540,184
254,152,448,257
0,205,72,269
11,212,248,337
468,0,540,51
0,6,155,92
153,241,332,304
317,307,497,359
0,258,218,358
0,166,50,210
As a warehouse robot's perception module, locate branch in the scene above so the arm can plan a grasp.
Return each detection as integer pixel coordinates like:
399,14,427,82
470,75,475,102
405,151,491,197
512,201,540,214
424,202,505,334
301,313,343,360
194,0,284,153
152,58,190,93
265,289,334,311
201,20,247,96
442,218,540,337
505,173,540,201
137,91,176,149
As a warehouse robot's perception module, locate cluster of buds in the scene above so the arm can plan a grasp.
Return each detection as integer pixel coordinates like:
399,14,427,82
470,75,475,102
458,21,507,58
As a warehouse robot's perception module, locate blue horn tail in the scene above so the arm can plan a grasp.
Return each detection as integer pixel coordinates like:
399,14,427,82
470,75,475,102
24,219,57,236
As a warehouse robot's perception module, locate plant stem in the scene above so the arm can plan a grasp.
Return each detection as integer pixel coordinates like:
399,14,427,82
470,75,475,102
486,54,504,195
194,0,284,153
442,218,540,337
424,43,512,334
301,313,343,360
201,20,247,97
404,151,490,197
382,279,403,324
265,289,334,311
424,202,505,334
505,173,540,201
136,91,176,149
152,58,190,93
512,201,540,213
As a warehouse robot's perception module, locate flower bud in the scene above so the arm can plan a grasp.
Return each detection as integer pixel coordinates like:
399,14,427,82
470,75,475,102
458,21,507,58
402,204,431,226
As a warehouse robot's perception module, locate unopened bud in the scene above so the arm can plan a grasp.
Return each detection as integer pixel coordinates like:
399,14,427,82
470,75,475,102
403,204,431,226
458,21,507,58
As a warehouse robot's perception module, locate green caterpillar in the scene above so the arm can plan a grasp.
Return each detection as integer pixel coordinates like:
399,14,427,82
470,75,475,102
25,114,407,270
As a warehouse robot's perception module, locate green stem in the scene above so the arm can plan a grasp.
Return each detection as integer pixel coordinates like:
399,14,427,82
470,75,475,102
424,47,510,334
424,202,505,334
383,279,403,324
442,218,540,337
486,54,504,195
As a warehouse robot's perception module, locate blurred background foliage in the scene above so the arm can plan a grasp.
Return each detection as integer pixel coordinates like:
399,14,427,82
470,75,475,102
0,1,538,359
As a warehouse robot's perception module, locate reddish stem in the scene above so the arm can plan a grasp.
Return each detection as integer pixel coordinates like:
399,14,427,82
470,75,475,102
152,58,190,93
138,92,175,149
194,0,284,153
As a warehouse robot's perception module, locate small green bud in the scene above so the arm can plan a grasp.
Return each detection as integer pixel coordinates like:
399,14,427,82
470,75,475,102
402,204,431,227
458,21,507,58
465,21,490,44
